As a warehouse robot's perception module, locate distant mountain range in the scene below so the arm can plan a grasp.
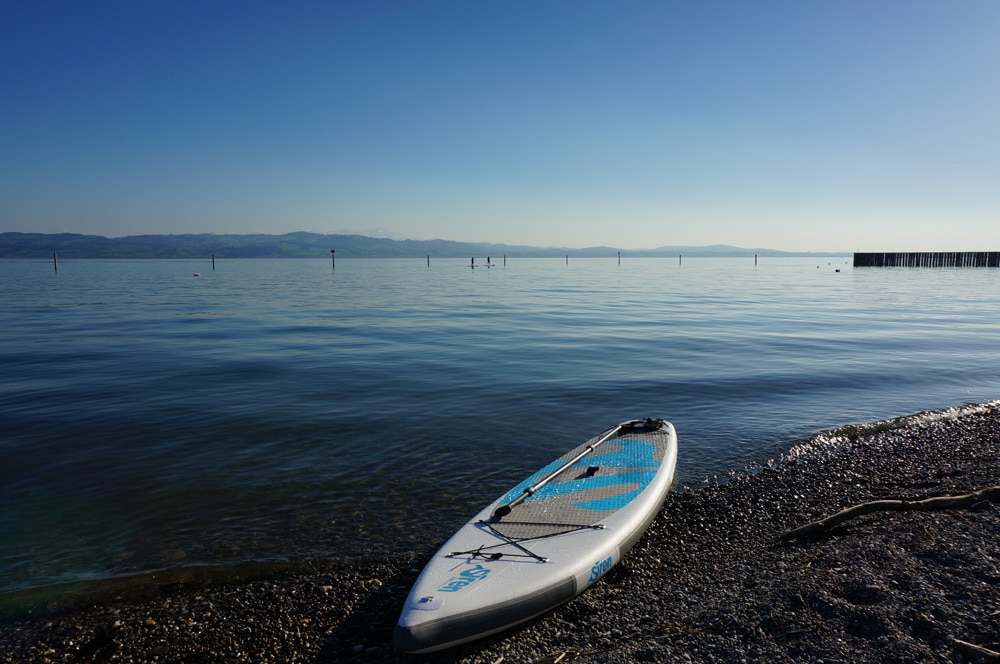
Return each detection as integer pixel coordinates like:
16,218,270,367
0,232,846,259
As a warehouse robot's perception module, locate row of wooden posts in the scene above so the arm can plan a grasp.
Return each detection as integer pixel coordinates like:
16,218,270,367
852,252,1000,267
49,251,762,272
430,252,753,268
407,253,755,268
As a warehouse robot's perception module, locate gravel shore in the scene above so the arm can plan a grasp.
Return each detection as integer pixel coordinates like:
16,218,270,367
3,402,999,663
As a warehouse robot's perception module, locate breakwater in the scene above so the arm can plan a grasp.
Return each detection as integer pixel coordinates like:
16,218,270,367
853,252,1000,267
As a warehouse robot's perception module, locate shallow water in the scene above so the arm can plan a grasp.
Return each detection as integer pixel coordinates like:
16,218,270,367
2,256,1000,595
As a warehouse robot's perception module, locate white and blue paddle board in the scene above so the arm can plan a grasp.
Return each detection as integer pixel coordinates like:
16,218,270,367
394,418,678,653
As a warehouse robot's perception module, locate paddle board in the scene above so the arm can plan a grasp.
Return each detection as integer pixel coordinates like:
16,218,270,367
394,418,677,653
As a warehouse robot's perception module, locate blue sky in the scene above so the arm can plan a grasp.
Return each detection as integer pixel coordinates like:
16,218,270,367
2,1,998,251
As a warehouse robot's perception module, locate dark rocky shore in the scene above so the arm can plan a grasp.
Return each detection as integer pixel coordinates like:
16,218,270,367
3,403,999,663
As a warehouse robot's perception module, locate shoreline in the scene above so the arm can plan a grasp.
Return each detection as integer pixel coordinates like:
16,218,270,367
3,402,999,663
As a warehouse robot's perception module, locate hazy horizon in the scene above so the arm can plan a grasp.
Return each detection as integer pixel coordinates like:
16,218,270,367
0,230,852,256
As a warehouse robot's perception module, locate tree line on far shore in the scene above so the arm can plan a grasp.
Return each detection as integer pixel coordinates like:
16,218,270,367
0,231,843,260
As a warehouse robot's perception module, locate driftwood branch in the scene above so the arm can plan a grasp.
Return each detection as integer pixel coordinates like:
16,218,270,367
780,486,1000,541
953,638,1000,663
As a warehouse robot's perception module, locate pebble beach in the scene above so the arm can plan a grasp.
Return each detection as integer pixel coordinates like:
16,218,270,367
3,402,999,664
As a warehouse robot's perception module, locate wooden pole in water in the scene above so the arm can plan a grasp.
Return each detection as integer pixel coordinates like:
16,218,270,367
331,249,335,268
212,253,215,271
618,251,621,265
53,252,58,273
503,255,506,266
566,255,568,265
755,254,757,266
679,254,682,265
427,255,430,267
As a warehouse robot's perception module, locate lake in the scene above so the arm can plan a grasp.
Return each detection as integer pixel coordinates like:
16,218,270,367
2,256,999,597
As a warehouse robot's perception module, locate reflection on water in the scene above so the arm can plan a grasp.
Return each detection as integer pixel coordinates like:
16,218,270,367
2,256,1000,596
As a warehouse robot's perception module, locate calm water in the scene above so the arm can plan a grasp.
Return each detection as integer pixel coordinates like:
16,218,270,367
2,257,1000,596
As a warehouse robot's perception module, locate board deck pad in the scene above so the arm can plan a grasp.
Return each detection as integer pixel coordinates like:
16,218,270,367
489,434,663,541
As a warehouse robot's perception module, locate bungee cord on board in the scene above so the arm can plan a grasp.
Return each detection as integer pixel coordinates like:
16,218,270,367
448,520,606,563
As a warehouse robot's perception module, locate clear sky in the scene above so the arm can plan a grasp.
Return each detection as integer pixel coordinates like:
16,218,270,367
2,1,998,251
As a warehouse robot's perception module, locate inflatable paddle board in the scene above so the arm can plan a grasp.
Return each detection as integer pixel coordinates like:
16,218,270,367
394,418,677,653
